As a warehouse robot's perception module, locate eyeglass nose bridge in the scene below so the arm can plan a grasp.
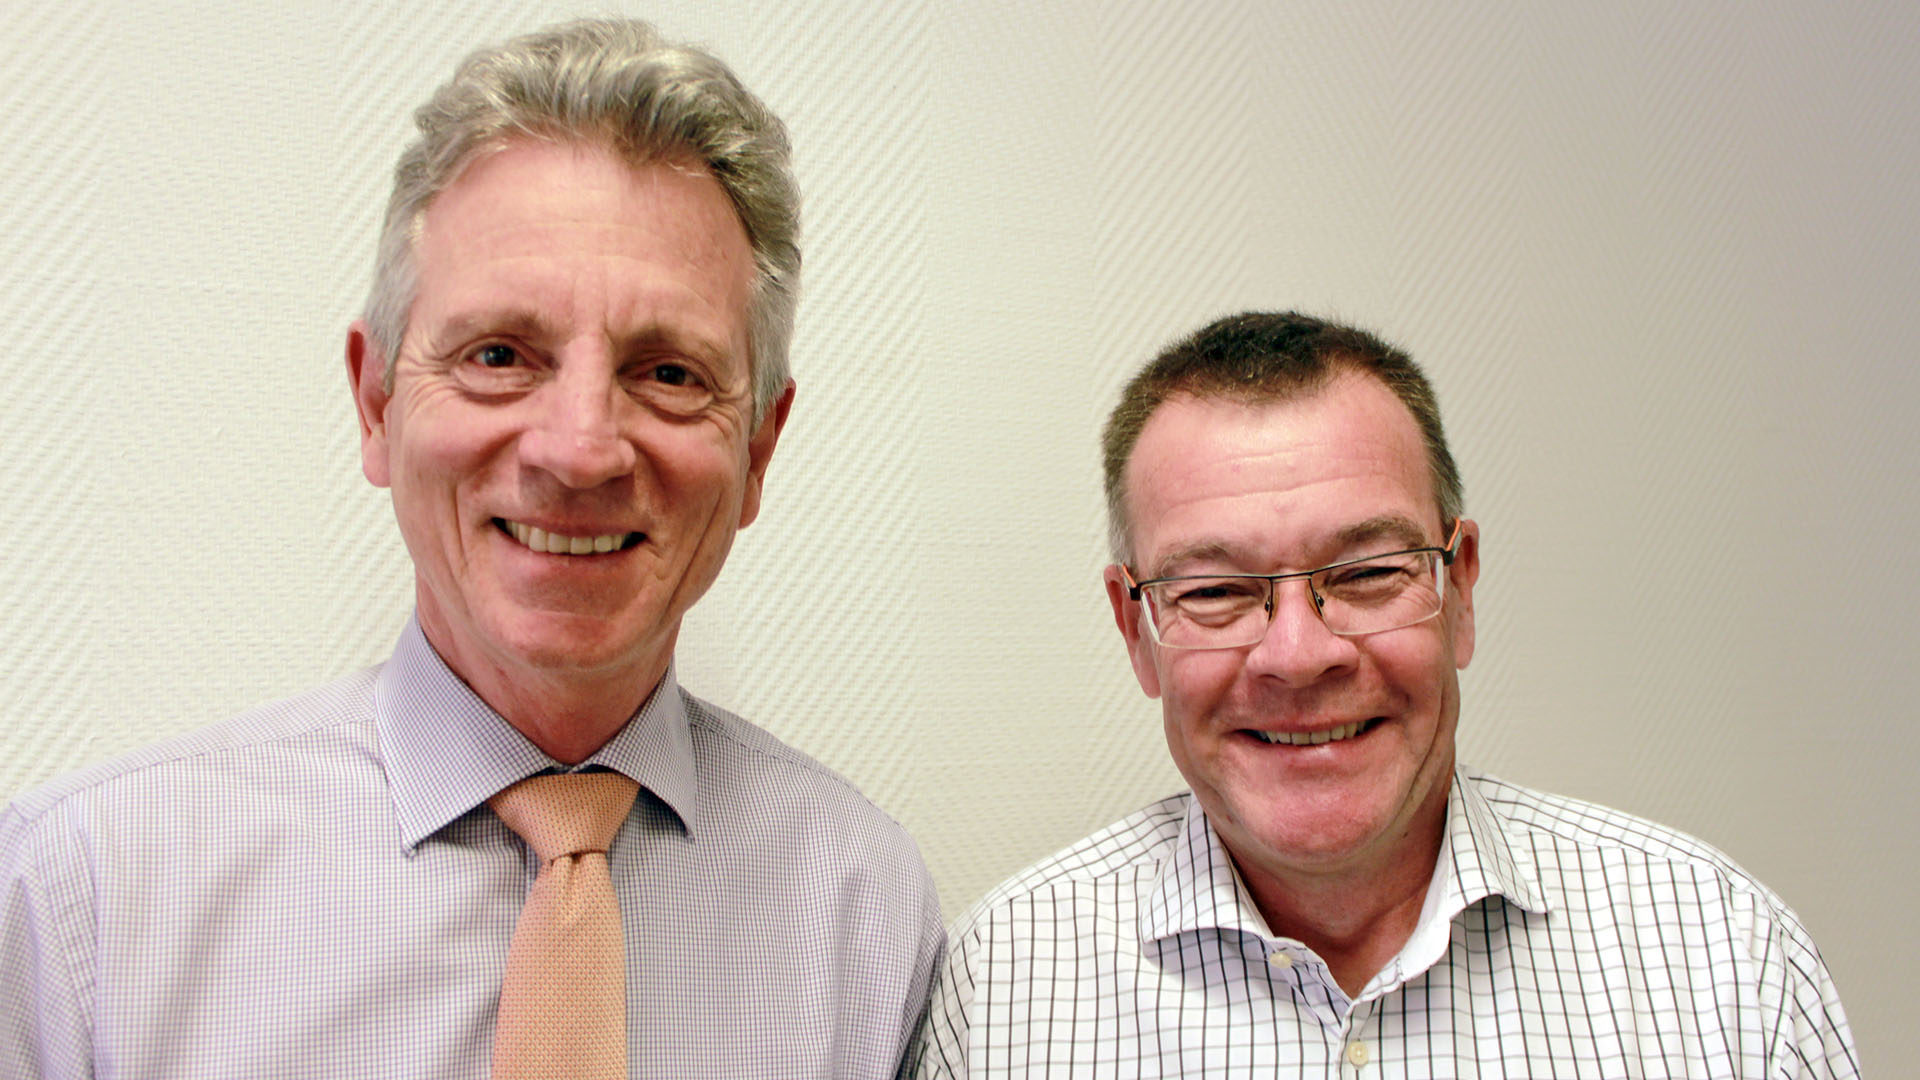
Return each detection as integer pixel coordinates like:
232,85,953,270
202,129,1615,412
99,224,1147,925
1260,569,1332,630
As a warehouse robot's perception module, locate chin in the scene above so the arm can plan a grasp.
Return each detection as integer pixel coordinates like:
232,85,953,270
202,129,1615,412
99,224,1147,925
1247,812,1375,860
484,608,659,675
1216,788,1395,865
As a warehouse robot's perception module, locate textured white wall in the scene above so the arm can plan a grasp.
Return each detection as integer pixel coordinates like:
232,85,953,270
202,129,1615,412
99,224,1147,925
3,0,1913,1065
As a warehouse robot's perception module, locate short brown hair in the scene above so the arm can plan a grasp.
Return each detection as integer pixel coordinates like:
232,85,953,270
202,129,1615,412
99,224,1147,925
1101,311,1462,561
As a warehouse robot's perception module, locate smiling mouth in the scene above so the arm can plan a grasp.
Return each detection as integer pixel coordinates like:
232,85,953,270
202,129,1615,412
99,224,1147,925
496,519,644,555
1251,718,1380,746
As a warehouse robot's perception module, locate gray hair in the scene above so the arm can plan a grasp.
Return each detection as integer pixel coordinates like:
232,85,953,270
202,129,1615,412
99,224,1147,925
1101,311,1464,563
362,17,800,421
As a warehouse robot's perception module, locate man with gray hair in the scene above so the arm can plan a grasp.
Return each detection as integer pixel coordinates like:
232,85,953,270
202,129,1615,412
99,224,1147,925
917,311,1856,1077
1,18,940,1078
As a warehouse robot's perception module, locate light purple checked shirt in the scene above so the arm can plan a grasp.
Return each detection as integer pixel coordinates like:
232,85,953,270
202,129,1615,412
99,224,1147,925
0,617,943,1079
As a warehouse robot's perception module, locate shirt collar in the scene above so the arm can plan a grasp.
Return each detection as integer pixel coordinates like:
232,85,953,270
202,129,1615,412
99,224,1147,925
1140,795,1275,944
1139,764,1549,949
375,614,700,851
1445,764,1548,915
1371,766,1550,992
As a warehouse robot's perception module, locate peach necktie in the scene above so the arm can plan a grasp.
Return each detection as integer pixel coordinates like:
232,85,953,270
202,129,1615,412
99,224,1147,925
488,771,640,1080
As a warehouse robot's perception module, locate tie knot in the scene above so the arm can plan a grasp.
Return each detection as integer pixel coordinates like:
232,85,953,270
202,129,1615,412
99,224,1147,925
489,772,640,863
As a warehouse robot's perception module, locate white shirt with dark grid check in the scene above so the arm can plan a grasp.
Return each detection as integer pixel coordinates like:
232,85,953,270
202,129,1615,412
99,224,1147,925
0,616,943,1079
917,768,1857,1078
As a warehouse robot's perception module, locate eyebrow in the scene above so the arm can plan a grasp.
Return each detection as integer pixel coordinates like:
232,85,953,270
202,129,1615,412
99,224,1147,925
1333,514,1432,551
418,307,734,368
1145,541,1243,579
1145,513,1436,579
416,308,555,359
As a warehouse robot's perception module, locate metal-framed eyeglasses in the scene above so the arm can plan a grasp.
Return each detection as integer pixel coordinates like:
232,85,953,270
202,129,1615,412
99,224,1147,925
1123,520,1463,650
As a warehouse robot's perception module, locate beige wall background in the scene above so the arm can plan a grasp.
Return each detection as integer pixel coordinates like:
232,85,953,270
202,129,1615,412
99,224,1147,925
3,0,1913,1066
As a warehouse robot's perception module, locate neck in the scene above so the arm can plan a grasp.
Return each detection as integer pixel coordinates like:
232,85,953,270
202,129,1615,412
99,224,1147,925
415,616,667,765
1236,797,1448,999
483,669,659,764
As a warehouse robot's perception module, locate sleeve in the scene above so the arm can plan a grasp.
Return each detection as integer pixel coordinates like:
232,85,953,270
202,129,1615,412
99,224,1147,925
893,864,948,1080
1758,906,1859,1080
0,799,96,1080
911,919,978,1080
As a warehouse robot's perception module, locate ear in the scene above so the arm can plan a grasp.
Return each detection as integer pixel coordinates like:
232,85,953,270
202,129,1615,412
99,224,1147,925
737,379,796,529
345,321,393,489
1103,564,1162,699
1446,518,1481,669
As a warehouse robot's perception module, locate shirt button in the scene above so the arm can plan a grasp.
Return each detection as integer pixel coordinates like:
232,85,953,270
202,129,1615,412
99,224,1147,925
1346,1040,1370,1067
1267,950,1293,969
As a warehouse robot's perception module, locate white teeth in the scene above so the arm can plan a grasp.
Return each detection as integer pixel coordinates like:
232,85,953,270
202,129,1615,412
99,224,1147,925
503,521,631,556
1255,721,1367,746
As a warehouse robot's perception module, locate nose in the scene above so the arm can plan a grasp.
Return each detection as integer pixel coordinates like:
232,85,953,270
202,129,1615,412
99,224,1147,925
1242,577,1359,686
516,364,638,488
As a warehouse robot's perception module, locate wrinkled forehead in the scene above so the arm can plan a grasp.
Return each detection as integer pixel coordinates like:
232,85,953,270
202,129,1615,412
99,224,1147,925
1122,378,1441,569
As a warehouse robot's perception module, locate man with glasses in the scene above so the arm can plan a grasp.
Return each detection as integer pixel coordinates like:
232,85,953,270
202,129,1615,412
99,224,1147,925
916,311,1856,1077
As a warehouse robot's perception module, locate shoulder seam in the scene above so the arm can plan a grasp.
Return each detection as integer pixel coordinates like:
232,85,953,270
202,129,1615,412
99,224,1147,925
4,671,379,827
680,692,917,836
958,795,1187,920
1470,773,1787,910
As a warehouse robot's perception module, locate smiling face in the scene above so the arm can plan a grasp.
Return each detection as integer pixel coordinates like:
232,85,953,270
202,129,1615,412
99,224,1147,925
347,138,789,727
1104,373,1478,888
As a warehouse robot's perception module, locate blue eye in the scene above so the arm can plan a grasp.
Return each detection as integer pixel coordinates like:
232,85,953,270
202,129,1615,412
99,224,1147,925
450,342,540,396
623,358,719,416
651,363,699,387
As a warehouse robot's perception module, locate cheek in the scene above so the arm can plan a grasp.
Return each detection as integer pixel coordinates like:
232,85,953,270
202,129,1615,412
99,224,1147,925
387,442,483,523
645,433,751,502
383,429,514,560
1159,652,1241,717
389,406,504,481
1372,635,1454,710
